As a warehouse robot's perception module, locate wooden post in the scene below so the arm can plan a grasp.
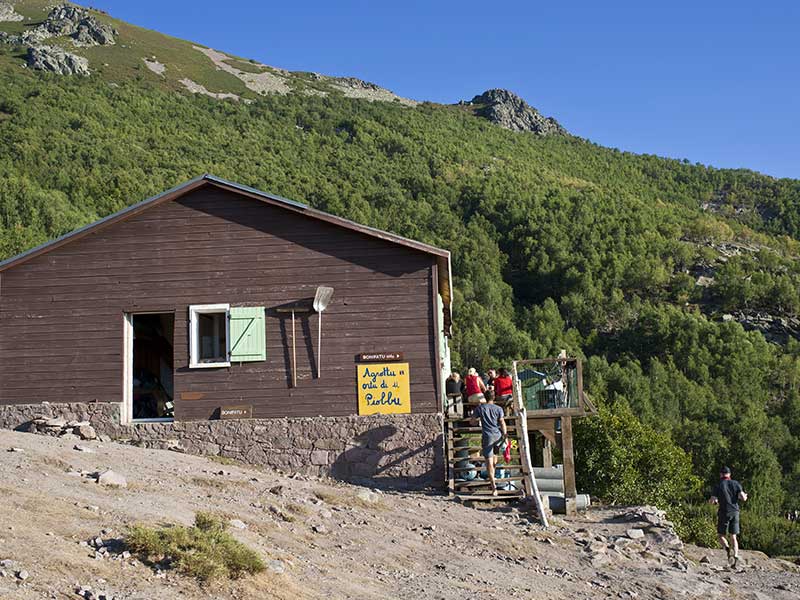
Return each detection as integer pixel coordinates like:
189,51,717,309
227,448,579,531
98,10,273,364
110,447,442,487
561,415,577,516
542,437,553,469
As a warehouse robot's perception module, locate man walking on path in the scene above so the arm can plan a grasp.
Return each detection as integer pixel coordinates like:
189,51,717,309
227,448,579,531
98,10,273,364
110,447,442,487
709,466,748,568
471,391,507,496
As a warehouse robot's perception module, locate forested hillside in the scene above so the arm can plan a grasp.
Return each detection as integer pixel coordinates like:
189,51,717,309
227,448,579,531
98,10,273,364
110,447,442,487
2,1,800,554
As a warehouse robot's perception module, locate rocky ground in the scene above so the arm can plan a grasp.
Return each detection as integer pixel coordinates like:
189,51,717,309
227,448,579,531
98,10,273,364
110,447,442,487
1,429,798,600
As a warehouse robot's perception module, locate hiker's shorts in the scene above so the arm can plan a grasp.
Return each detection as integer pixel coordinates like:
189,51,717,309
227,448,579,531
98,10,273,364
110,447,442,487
481,433,503,459
717,511,740,535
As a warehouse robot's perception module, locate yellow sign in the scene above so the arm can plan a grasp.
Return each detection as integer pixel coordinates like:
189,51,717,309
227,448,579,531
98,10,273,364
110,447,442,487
356,362,411,415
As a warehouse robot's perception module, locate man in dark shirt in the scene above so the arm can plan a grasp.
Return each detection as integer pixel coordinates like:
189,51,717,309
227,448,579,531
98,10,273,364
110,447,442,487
445,372,465,416
471,391,507,496
709,466,748,568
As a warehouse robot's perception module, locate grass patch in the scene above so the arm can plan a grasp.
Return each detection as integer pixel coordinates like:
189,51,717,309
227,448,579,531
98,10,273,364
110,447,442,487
126,512,265,581
222,57,267,74
207,454,242,467
284,502,310,518
39,455,72,471
312,489,342,505
190,475,249,490
313,487,386,510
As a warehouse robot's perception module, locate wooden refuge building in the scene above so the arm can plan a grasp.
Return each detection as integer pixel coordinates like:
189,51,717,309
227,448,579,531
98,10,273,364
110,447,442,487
0,175,452,488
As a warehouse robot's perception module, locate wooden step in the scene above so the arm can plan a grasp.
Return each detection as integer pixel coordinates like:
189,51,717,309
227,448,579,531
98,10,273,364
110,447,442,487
452,464,523,472
455,476,526,487
449,445,521,453
451,427,519,434
455,490,524,501
450,448,520,469
451,456,521,464
446,416,519,423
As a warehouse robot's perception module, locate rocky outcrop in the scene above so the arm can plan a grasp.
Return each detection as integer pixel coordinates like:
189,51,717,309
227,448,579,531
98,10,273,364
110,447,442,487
27,44,89,75
40,3,117,46
0,1,23,22
326,76,418,106
466,89,566,135
2,3,117,47
723,310,800,344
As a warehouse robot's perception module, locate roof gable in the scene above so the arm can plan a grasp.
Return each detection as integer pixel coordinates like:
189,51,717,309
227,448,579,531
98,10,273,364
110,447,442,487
0,175,452,331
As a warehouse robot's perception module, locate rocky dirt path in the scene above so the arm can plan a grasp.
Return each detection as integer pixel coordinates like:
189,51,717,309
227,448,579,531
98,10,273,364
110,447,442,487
0,429,798,599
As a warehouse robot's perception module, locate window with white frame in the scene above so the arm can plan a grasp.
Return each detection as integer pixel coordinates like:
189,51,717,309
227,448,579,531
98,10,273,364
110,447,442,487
188,304,267,368
189,304,230,368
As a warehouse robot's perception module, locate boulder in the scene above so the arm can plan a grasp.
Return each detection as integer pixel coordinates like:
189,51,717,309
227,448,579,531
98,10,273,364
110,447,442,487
27,45,90,76
356,489,380,504
96,469,126,488
626,528,646,540
75,424,97,440
0,2,23,22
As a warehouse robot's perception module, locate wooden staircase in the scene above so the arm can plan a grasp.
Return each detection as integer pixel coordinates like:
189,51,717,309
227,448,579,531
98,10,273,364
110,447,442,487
446,411,533,502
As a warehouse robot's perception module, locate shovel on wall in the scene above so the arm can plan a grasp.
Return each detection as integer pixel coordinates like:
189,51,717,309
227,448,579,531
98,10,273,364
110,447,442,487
313,286,334,377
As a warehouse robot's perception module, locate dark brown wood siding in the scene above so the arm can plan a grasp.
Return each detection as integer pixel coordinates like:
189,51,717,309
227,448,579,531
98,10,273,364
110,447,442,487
0,187,440,419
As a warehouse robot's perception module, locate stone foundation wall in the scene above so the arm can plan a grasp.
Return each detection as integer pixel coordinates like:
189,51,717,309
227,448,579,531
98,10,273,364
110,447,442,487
0,402,445,490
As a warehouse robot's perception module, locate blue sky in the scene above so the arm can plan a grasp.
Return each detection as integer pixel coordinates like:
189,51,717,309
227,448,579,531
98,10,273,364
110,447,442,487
94,1,800,179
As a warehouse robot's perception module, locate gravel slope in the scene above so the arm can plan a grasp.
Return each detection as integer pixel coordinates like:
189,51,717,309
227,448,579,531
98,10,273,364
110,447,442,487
0,429,798,600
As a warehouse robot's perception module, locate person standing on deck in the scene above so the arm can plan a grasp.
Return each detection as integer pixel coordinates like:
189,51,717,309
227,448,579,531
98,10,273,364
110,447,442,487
465,368,487,405
709,466,748,568
493,368,514,409
471,392,507,496
445,372,466,416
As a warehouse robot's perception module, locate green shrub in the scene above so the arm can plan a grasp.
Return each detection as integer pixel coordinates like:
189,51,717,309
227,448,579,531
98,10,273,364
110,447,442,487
575,403,701,508
669,503,718,548
126,512,265,580
740,512,800,556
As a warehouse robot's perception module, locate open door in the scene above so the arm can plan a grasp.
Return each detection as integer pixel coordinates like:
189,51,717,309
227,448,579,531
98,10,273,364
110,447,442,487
124,312,175,423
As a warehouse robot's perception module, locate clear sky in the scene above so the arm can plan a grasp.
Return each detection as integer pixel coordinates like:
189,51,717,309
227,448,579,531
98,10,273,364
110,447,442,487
92,1,800,179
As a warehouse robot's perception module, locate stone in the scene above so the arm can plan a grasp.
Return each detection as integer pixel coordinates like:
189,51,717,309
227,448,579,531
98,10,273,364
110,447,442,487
356,489,380,504
75,424,97,440
0,2,24,23
310,450,328,465
16,569,29,580
74,445,95,453
467,89,566,135
312,524,328,534
585,541,607,554
626,528,645,540
0,559,14,569
7,447,24,453
96,469,127,488
229,519,247,530
268,559,285,574
44,417,67,428
27,46,90,76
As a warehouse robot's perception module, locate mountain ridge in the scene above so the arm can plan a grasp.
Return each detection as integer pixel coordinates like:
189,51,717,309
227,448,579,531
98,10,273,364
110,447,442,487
0,1,569,135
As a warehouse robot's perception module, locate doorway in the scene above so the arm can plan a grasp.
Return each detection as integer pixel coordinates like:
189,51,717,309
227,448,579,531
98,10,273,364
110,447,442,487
124,313,175,422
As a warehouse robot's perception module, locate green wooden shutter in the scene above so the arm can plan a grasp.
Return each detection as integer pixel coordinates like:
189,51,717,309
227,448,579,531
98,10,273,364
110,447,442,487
229,307,266,362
